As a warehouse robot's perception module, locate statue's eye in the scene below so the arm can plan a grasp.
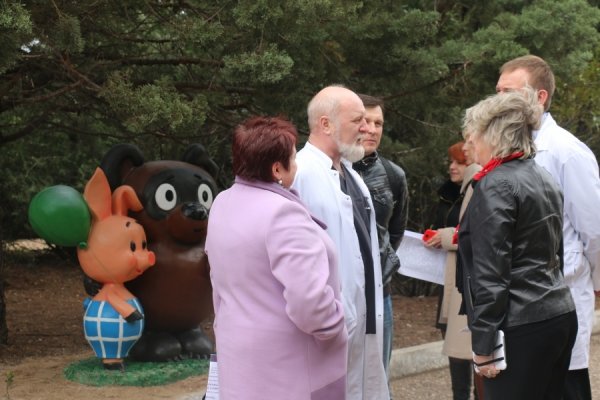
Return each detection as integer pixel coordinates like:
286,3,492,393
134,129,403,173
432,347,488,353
142,240,147,250
197,183,214,209
130,241,137,252
155,183,177,211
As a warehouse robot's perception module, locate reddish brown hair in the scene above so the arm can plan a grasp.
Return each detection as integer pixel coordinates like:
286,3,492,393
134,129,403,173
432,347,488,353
448,141,466,164
232,116,298,182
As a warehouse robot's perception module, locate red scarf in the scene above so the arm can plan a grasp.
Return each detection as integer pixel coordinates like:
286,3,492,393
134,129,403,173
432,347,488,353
473,152,524,181
452,151,524,245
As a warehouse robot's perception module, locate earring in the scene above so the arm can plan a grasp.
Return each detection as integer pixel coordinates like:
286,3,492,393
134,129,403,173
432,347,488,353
277,179,283,186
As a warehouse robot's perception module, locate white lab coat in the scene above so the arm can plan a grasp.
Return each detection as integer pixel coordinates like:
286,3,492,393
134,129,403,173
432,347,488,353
293,142,389,400
533,113,600,369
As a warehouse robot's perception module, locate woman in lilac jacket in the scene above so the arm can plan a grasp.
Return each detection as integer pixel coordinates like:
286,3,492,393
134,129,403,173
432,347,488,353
205,116,348,400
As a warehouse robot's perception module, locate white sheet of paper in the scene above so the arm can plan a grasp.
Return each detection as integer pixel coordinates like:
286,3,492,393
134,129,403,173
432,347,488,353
396,230,447,285
205,353,219,400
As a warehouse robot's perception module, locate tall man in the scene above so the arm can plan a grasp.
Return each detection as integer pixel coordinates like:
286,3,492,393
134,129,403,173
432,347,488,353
292,85,390,400
352,94,408,386
496,55,600,400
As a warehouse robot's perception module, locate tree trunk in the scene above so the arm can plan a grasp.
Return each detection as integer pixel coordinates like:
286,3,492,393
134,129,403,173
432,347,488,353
0,233,7,344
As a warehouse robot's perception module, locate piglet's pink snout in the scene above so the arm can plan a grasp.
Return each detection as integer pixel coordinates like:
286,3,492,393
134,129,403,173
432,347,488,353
146,251,156,267
131,251,155,275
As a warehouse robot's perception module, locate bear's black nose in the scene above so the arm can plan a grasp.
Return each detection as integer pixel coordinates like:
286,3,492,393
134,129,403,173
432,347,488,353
182,202,208,220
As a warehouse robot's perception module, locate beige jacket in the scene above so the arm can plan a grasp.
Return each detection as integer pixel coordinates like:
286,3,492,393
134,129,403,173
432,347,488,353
437,163,481,359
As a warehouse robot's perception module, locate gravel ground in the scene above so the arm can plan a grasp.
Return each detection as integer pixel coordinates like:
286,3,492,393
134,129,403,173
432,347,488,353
390,332,600,400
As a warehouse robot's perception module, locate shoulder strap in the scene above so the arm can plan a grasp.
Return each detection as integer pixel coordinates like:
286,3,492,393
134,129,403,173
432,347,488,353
380,156,400,202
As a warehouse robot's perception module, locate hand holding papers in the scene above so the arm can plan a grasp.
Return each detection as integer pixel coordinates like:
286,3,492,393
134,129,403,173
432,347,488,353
473,330,507,375
422,229,437,242
396,230,447,285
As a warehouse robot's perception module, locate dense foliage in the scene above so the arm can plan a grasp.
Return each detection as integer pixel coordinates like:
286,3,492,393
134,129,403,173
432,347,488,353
1,0,599,239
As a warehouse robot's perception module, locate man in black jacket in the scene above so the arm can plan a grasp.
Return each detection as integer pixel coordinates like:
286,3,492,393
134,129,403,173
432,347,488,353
353,94,409,393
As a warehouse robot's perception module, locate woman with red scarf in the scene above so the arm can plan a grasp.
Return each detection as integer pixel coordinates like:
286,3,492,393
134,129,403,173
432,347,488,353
457,88,577,400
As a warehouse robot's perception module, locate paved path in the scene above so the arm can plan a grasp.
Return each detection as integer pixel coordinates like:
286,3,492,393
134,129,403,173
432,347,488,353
389,331,600,399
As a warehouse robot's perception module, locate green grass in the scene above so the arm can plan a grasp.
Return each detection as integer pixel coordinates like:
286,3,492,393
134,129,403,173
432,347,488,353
64,357,209,387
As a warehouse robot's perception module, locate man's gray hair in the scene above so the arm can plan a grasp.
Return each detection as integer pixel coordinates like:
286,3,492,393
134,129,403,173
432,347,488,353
463,87,542,159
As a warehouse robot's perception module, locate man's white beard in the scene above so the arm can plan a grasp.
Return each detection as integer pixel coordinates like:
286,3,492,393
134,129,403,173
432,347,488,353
331,119,364,162
334,131,364,162
339,141,365,162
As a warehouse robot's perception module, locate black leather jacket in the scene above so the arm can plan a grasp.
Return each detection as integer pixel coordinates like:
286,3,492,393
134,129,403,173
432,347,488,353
354,152,408,288
458,158,575,355
432,179,462,229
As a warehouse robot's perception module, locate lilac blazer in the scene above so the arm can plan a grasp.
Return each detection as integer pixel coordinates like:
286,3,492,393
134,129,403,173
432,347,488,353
206,177,348,400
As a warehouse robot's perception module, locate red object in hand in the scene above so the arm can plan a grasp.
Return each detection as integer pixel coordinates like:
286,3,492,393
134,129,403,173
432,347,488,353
422,229,437,242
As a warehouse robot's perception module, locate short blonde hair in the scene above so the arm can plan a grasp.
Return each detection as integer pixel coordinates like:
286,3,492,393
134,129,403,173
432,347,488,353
463,87,542,159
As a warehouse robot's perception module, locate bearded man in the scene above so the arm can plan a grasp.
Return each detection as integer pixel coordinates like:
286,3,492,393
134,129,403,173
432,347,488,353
292,85,389,400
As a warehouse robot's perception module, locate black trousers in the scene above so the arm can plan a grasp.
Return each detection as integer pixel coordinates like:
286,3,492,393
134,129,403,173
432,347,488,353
563,368,592,400
448,357,478,400
484,311,578,400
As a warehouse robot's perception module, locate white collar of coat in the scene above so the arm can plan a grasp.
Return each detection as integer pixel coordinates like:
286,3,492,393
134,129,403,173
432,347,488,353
303,141,335,169
303,141,355,172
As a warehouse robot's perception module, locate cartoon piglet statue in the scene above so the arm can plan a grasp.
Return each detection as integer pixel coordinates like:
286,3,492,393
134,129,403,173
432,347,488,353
77,168,156,370
28,167,155,371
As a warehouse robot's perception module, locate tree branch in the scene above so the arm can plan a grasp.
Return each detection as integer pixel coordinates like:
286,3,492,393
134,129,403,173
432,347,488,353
101,56,223,67
59,53,102,92
383,60,473,100
0,113,51,145
19,80,83,104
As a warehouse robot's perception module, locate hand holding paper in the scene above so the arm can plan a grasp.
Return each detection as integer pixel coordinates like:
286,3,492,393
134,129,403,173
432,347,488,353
473,330,507,379
396,230,447,285
422,229,437,242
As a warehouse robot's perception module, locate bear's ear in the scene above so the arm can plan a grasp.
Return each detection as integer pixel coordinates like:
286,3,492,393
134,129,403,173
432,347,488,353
182,144,219,177
100,144,145,191
83,168,113,221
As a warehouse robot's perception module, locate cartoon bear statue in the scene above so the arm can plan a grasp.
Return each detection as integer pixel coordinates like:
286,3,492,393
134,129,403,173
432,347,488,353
90,143,219,361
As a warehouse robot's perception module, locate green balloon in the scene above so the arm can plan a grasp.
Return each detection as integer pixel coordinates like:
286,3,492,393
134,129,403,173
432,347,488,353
28,185,91,247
